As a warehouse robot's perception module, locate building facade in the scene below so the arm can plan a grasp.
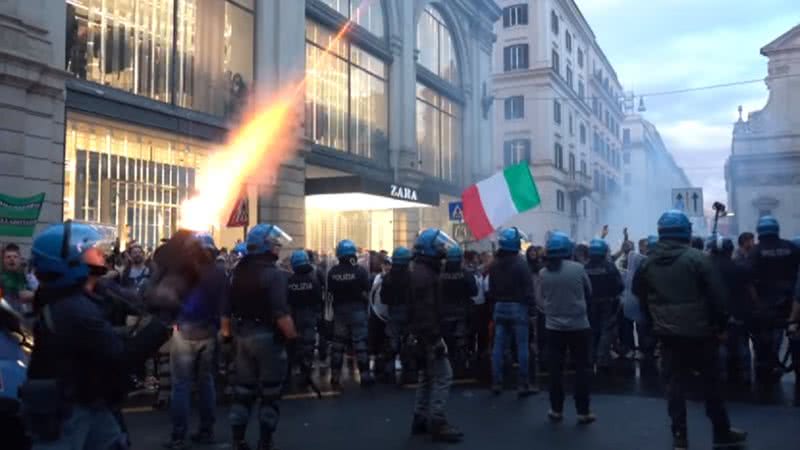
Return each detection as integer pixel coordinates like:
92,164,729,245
0,0,500,254
490,0,624,244
621,114,692,240
726,24,800,238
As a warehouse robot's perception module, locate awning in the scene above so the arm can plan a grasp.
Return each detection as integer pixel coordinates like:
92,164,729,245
305,176,440,212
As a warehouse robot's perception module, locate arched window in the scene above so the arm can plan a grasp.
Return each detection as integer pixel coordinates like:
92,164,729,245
305,1,389,161
416,6,459,86
416,5,462,183
319,0,385,37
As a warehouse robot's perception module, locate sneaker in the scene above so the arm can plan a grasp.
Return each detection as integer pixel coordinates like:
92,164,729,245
491,384,502,395
577,412,596,425
517,384,538,398
672,430,688,450
190,429,215,445
430,419,464,443
547,410,564,423
163,438,188,449
411,414,428,435
713,428,747,448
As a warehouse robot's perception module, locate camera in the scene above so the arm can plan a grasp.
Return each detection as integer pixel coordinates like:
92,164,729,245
712,202,726,215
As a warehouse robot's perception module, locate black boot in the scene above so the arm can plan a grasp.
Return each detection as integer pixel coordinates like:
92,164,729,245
430,418,464,443
232,425,250,450
712,428,747,448
672,428,688,450
411,414,429,435
258,433,276,450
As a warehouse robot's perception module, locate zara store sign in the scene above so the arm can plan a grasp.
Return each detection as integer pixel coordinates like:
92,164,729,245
390,184,419,201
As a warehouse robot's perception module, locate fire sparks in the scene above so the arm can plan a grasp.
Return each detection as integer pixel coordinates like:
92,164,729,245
178,0,374,233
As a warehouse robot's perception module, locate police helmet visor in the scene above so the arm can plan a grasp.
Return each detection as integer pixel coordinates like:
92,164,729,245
430,229,458,254
262,225,293,251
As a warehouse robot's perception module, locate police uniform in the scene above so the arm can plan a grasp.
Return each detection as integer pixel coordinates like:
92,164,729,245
584,242,624,371
748,218,800,384
439,261,477,378
381,250,416,384
227,254,290,448
287,263,322,382
327,258,371,385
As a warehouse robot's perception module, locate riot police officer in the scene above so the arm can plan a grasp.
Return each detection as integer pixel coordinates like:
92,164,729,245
584,239,624,375
487,227,536,397
381,246,416,385
225,223,296,450
287,250,323,389
22,221,173,450
409,228,463,442
633,210,746,450
327,239,372,388
748,215,800,385
439,246,477,379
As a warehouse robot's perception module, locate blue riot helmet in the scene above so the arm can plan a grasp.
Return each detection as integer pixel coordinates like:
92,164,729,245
335,239,357,258
756,215,779,238
792,236,800,248
31,220,108,288
232,242,247,256
290,249,311,271
657,209,692,241
647,235,659,247
414,228,458,259
498,227,527,252
246,223,292,256
392,246,412,266
546,231,572,259
446,246,464,262
195,232,217,252
588,238,609,258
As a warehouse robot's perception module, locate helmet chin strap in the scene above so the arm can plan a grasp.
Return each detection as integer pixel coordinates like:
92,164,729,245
61,219,73,260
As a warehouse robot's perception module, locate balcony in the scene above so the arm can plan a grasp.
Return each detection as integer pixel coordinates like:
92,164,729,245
565,172,592,197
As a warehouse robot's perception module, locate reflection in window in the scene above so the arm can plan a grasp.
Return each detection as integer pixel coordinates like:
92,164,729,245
319,0,385,37
305,21,389,162
64,113,210,249
417,6,459,85
417,83,461,182
65,0,254,119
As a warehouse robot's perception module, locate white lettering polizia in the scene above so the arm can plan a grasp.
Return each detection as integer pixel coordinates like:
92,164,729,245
390,184,418,201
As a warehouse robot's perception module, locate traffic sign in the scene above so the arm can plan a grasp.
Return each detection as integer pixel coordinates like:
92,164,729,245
449,201,464,222
227,189,249,227
452,222,470,242
671,188,703,217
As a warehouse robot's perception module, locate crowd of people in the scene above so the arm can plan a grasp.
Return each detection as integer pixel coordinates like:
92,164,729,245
0,209,798,450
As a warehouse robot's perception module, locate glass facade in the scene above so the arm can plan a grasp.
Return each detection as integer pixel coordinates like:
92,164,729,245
417,6,459,85
319,0,385,37
65,0,254,119
305,208,394,257
64,113,211,249
305,20,389,162
416,83,461,182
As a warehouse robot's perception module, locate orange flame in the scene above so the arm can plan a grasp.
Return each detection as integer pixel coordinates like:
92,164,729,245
178,0,371,233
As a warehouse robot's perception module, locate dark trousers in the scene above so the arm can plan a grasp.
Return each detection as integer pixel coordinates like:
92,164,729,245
547,329,592,415
618,309,635,353
660,336,730,434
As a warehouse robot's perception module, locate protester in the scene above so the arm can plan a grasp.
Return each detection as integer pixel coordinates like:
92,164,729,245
1,243,35,315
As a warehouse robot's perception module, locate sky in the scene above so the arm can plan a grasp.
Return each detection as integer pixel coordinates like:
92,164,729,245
578,0,800,210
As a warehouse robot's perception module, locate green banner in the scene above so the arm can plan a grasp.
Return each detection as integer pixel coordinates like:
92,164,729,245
0,193,45,237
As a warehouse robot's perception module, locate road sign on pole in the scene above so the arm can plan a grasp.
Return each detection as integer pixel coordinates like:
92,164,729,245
449,201,464,222
671,188,703,217
227,190,249,227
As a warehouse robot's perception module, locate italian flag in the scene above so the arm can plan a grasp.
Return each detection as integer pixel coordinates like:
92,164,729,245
462,163,541,240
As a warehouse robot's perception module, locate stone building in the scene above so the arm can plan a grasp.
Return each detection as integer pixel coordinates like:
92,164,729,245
0,0,500,254
726,24,800,237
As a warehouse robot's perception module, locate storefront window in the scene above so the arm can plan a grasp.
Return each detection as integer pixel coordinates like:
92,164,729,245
305,208,394,257
64,113,212,249
318,0,385,38
65,0,254,120
305,20,389,162
416,83,461,182
416,6,459,86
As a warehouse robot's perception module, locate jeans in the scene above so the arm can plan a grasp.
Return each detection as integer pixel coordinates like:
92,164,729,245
331,303,369,374
661,336,730,434
492,302,530,386
590,299,618,367
387,305,415,377
229,325,287,437
414,340,453,422
170,330,217,439
635,319,657,360
547,329,592,414
32,405,125,450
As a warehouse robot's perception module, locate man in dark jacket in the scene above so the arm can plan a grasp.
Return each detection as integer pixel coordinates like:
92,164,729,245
633,210,746,450
487,227,536,397
747,215,800,385
287,250,323,389
584,239,624,374
409,228,463,443
382,247,415,385
440,246,477,379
